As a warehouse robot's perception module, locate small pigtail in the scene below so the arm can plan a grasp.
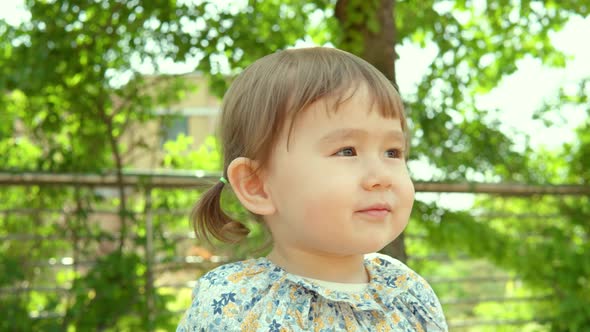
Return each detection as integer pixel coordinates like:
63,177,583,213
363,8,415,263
191,180,250,245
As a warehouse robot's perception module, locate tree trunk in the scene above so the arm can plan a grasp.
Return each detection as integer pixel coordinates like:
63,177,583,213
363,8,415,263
335,0,406,262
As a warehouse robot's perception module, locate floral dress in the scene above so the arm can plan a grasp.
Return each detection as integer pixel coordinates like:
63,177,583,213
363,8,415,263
177,253,447,331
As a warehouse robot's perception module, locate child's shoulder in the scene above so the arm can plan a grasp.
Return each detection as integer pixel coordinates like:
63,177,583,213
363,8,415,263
365,252,432,291
366,253,448,331
179,258,278,331
365,252,415,272
195,257,276,292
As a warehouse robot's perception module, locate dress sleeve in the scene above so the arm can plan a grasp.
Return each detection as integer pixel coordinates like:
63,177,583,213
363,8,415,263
400,264,448,331
176,281,203,332
176,274,248,331
415,276,448,331
370,253,448,331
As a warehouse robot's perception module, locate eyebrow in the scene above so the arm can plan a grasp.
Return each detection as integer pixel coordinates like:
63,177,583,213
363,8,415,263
318,128,405,145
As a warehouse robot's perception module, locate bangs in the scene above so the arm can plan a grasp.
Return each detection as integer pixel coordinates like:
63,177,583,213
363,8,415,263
277,48,407,149
319,78,403,120
280,48,405,126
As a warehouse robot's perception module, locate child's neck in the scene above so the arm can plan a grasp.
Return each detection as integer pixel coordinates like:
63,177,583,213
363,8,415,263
267,247,369,284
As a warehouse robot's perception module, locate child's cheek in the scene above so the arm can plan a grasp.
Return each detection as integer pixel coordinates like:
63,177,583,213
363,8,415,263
301,187,351,224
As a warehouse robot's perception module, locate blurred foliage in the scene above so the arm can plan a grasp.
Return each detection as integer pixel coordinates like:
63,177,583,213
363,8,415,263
412,87,590,330
0,0,589,331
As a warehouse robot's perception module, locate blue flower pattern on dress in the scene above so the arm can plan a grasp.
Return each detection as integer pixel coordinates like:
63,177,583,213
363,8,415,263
269,319,282,332
177,253,448,331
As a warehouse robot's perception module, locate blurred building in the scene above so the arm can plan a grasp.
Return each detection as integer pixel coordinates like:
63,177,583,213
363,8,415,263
121,73,222,169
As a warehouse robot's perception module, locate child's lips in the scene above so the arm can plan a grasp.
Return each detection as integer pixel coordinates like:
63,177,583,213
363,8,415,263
356,204,391,218
358,209,390,218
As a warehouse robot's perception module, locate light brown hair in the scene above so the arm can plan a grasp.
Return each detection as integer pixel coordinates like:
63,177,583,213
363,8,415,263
192,47,408,244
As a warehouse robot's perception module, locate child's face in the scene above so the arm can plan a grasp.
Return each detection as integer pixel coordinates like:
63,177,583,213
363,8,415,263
263,83,414,257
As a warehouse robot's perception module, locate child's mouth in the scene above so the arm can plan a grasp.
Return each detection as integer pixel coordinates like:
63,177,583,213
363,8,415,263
356,203,391,218
358,209,389,218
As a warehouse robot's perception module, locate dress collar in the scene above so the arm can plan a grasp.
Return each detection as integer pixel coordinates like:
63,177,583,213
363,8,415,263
252,254,411,312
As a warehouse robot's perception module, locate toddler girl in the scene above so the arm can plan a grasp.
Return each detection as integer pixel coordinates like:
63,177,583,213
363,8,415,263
177,47,447,331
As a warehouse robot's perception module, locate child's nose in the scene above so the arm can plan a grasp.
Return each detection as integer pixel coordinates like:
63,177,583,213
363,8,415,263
361,162,393,191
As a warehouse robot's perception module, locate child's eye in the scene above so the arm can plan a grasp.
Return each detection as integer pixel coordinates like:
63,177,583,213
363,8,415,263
386,149,403,159
335,147,357,157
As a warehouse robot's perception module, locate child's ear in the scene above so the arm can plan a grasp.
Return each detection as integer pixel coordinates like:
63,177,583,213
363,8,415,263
226,157,276,216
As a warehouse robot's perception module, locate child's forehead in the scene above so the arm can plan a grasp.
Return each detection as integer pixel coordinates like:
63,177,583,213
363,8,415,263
298,83,399,120
283,92,402,142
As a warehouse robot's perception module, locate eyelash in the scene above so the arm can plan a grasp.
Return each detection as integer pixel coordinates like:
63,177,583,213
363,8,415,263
334,147,403,159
